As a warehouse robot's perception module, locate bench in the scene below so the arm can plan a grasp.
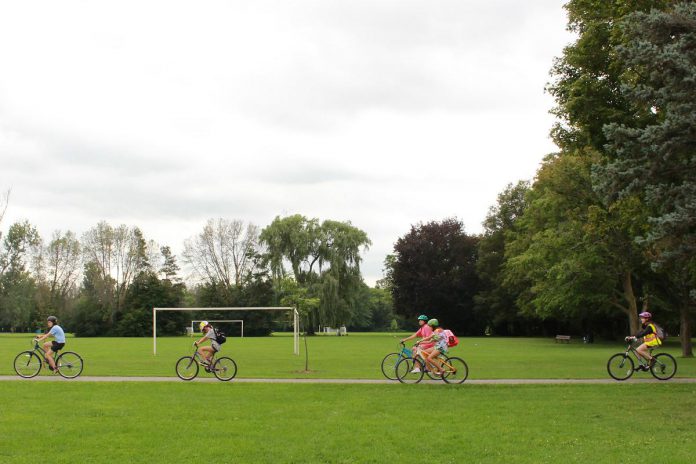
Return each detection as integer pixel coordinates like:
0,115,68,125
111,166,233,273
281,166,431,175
555,335,571,343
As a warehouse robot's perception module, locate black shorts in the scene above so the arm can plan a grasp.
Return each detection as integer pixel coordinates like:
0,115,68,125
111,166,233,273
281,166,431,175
51,342,65,353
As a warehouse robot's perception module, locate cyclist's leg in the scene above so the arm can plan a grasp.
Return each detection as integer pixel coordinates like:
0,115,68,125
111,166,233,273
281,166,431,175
198,346,215,364
426,350,444,374
636,343,653,363
43,343,56,369
411,347,424,371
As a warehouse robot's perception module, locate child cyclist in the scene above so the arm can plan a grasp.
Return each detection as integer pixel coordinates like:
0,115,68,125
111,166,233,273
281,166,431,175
418,319,449,376
401,314,434,373
194,321,221,368
626,311,661,370
33,316,65,372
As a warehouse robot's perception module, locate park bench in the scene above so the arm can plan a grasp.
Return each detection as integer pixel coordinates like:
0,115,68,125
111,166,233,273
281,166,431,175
555,335,571,343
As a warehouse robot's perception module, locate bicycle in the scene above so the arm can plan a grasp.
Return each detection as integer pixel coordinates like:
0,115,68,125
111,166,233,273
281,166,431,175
13,339,84,379
175,345,238,381
607,339,677,381
381,342,440,381
395,346,469,384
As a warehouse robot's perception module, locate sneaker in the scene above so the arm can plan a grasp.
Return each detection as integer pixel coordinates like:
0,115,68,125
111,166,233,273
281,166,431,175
635,365,648,372
410,368,421,373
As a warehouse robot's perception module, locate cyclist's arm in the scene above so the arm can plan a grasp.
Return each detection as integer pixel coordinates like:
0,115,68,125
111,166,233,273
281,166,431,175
35,332,50,341
194,335,208,345
633,325,653,338
401,333,418,343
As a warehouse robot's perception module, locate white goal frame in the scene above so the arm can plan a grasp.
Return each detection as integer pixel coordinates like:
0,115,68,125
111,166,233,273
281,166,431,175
191,320,244,337
153,307,298,355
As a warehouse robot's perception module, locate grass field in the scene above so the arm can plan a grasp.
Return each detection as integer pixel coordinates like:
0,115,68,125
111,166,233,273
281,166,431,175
1,381,695,463
2,332,695,379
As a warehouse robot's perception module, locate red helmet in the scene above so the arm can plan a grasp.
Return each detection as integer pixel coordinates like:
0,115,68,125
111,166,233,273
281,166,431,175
638,312,652,319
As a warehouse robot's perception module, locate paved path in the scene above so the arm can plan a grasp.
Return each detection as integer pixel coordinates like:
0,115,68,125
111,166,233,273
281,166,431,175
1,375,695,385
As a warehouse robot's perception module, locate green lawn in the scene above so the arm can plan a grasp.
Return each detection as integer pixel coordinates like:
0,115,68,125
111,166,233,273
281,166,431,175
1,332,695,379
1,381,694,463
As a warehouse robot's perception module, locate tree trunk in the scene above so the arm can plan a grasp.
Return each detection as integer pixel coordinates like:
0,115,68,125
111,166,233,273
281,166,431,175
622,271,640,334
680,305,693,358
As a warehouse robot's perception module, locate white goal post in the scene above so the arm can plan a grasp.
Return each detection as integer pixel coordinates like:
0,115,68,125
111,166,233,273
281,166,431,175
190,320,244,337
153,307,299,355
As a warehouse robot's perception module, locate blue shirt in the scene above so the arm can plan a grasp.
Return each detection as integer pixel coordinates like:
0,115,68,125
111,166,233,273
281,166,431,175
49,325,66,343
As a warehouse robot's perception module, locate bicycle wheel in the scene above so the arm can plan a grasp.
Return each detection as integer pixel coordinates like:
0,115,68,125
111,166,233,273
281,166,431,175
380,353,403,380
56,352,84,379
650,353,677,380
213,357,237,381
607,353,634,381
13,351,42,378
175,356,199,380
442,357,469,384
395,357,424,384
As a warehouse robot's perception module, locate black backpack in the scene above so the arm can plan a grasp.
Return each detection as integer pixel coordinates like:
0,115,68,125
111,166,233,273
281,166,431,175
214,329,227,345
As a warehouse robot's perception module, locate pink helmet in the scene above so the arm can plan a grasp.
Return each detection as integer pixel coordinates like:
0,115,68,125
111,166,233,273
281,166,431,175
638,311,652,319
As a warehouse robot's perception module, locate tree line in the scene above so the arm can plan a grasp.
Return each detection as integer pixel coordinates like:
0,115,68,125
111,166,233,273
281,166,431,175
0,211,392,337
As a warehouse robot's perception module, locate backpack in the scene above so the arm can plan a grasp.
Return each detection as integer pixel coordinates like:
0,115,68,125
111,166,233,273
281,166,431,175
214,329,227,345
443,329,459,347
653,324,665,343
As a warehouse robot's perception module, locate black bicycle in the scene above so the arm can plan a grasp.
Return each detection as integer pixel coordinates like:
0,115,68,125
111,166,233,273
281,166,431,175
13,340,84,379
175,346,237,381
607,339,677,381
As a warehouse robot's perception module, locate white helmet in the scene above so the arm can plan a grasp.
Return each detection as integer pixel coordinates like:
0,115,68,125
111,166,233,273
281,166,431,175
199,321,209,331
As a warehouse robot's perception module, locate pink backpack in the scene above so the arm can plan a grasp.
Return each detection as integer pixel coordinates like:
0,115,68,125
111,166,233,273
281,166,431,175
443,329,459,347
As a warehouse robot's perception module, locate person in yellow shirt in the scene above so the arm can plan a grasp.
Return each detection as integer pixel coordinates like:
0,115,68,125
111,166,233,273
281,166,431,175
626,312,661,370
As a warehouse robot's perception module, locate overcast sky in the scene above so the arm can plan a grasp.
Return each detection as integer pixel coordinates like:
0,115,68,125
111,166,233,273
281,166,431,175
0,0,573,285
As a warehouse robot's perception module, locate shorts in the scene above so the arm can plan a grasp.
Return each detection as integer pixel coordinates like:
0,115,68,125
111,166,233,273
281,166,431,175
51,342,65,353
211,342,221,352
435,342,448,355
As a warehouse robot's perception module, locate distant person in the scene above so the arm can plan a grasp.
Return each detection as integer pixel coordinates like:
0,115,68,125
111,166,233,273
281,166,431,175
34,316,65,372
626,312,661,370
194,321,221,368
401,314,434,373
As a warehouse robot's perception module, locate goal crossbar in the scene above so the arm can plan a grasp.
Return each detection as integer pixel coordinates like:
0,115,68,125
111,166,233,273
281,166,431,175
153,307,298,355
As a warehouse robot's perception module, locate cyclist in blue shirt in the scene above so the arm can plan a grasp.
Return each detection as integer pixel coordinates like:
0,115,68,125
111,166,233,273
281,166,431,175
34,316,65,372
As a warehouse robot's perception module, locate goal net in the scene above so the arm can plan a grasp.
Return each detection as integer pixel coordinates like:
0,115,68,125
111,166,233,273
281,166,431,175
153,307,298,355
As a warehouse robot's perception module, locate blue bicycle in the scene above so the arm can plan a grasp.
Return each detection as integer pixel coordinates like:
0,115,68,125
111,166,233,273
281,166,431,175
380,342,438,381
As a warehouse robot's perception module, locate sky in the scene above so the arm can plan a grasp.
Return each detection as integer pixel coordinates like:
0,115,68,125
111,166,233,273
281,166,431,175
0,0,573,285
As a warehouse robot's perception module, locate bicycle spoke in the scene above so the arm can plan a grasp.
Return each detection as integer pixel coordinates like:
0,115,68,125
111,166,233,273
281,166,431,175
13,351,42,378
176,356,199,380
56,352,84,379
442,357,468,384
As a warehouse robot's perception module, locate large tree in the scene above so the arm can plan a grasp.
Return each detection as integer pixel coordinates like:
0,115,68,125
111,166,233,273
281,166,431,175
391,219,480,334
183,218,261,294
260,215,371,331
599,2,696,356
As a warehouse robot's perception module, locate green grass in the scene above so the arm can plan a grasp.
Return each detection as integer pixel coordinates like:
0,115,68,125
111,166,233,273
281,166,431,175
1,382,695,463
1,332,695,379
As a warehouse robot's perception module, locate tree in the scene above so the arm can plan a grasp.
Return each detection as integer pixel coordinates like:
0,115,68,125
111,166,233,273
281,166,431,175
599,2,696,356
391,219,480,334
260,215,371,332
183,218,260,294
0,221,41,331
476,181,533,335
41,231,81,311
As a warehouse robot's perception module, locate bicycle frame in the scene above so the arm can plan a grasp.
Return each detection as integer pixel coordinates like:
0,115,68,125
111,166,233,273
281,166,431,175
622,342,656,368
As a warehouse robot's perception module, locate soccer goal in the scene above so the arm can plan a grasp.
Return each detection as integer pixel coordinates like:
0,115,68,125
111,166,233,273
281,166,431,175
190,320,244,337
153,307,298,355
